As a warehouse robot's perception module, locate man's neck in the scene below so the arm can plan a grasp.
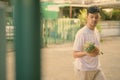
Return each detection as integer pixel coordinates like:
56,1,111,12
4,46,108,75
86,24,95,30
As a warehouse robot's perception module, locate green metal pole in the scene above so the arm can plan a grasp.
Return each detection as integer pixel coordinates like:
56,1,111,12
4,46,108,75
14,0,41,80
0,2,6,80
44,19,48,47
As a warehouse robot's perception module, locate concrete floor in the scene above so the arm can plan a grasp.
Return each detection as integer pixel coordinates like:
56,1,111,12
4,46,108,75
7,37,120,80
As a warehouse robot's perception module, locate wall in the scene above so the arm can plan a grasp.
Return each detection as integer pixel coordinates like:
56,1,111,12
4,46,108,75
100,21,120,37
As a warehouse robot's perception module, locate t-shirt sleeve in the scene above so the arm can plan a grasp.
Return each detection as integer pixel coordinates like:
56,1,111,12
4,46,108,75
73,32,85,52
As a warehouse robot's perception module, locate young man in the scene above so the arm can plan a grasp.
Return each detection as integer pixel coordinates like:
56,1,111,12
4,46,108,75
73,6,106,80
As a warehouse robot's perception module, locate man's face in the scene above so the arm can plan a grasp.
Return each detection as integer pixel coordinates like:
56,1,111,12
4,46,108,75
87,13,100,28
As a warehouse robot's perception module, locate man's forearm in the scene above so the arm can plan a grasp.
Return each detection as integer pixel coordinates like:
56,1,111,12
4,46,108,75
73,51,87,58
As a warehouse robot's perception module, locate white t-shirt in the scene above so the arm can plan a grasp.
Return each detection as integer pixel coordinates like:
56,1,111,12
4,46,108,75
73,26,101,71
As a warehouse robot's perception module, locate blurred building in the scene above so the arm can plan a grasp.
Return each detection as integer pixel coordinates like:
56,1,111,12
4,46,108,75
41,0,120,18
41,0,117,4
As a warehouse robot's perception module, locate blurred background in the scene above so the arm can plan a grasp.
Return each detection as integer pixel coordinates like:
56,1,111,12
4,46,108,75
0,0,120,80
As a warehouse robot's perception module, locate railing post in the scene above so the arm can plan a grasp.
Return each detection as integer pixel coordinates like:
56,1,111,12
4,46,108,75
13,0,41,80
0,1,6,80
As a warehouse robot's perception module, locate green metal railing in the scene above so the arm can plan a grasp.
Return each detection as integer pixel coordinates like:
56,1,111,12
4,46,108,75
13,0,41,80
42,18,81,46
7,18,81,47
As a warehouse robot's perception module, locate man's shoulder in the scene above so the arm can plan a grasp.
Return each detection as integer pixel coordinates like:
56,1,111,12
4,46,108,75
77,26,87,34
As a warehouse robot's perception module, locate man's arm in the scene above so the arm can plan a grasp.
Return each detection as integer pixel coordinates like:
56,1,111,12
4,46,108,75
73,51,87,58
73,47,99,58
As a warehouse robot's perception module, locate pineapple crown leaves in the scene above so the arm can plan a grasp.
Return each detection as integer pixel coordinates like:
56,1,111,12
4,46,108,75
84,42,95,53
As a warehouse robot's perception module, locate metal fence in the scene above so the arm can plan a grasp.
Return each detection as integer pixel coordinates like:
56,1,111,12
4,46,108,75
6,18,81,47
6,18,120,48
42,18,80,46
6,25,14,40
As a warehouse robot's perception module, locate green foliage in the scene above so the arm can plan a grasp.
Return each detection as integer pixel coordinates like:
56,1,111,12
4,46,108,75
101,9,120,21
96,24,102,33
6,17,13,26
78,9,87,27
111,9,120,20
101,10,111,20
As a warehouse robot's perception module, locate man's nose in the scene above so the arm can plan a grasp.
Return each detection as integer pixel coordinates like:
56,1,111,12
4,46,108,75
93,18,97,21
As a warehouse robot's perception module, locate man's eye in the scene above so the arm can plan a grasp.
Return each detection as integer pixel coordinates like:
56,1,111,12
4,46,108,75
90,16,98,19
95,17,98,19
90,16,94,18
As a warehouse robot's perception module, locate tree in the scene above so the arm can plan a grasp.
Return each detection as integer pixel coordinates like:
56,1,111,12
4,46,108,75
78,9,87,27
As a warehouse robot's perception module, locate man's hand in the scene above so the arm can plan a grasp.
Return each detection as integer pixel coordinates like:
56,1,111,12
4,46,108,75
87,47,99,57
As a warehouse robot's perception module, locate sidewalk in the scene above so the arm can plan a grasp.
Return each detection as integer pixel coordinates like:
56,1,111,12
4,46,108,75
41,37,120,80
7,37,120,80
99,37,120,80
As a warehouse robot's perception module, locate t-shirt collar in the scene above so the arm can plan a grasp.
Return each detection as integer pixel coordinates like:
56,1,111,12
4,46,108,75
85,26,95,33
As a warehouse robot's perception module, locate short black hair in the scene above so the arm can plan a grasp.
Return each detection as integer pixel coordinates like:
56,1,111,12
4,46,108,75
87,6,100,14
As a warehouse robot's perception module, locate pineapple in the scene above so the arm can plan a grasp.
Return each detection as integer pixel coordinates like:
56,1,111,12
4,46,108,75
84,42,103,55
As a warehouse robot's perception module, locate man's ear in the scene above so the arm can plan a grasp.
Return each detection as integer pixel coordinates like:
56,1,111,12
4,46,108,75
86,13,89,18
86,14,88,19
